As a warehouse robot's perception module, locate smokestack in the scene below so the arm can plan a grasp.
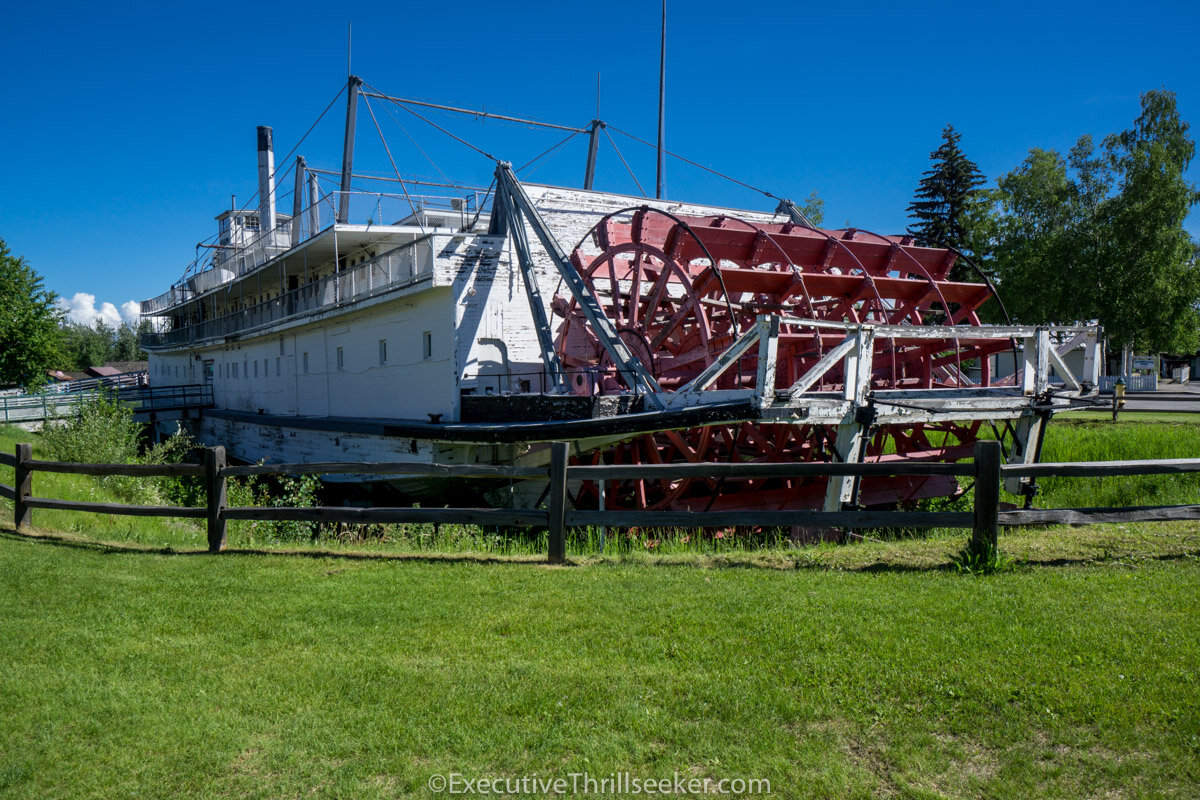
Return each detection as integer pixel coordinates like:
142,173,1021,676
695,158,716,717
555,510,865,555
257,125,276,233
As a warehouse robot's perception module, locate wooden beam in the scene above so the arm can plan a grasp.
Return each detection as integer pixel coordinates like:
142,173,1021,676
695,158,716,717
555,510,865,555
787,336,855,397
972,440,1001,556
569,461,973,480
221,462,547,479
14,443,31,531
0,483,14,502
547,442,569,563
205,447,228,553
24,460,205,478
566,509,972,529
222,506,549,526
23,497,206,518
0,451,15,468
1002,458,1200,478
999,504,1200,525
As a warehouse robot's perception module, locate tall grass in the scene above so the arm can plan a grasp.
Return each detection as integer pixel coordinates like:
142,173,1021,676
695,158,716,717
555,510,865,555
4,415,1200,555
1022,419,1200,508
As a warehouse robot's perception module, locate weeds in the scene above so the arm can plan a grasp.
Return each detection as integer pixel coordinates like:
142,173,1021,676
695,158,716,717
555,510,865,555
41,394,196,506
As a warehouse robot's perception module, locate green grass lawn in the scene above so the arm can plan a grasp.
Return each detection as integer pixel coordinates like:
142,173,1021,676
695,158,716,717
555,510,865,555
2,421,1199,797
0,531,1197,799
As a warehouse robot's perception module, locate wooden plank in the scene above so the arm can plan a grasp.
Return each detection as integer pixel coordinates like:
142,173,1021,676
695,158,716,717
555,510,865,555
547,442,568,563
569,461,973,480
222,506,549,526
23,497,206,518
1002,458,1200,478
15,444,31,530
0,452,15,468
205,447,227,553
221,462,547,479
1000,504,1200,526
25,460,205,477
565,510,972,530
972,440,1002,555
0,483,14,501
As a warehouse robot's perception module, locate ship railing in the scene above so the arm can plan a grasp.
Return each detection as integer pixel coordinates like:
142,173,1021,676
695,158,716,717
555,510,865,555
142,286,195,316
139,189,479,319
140,235,435,349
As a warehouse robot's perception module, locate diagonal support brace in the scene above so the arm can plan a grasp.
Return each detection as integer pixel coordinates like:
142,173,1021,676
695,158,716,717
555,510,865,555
495,163,663,407
492,186,567,391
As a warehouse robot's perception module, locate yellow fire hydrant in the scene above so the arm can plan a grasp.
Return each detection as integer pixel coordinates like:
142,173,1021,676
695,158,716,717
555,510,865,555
1112,378,1126,421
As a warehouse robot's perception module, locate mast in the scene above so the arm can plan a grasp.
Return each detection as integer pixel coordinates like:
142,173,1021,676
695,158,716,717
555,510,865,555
656,0,666,199
337,75,362,225
307,170,320,238
292,155,306,245
583,120,602,190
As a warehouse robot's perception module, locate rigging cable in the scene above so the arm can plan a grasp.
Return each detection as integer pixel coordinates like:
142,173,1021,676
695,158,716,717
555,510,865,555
379,101,462,189
359,89,587,133
364,81,497,162
603,126,647,198
608,123,782,202
516,128,584,175
231,82,349,222
467,178,497,231
361,93,425,232
306,168,489,194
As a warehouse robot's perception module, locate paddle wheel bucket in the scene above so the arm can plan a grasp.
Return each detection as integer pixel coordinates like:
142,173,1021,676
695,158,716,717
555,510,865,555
551,207,1097,512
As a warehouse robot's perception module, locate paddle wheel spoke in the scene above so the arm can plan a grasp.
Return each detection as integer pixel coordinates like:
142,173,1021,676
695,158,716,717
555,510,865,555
554,207,1015,512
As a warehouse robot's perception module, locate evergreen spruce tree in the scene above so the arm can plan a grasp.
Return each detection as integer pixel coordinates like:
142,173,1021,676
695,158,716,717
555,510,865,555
907,125,986,279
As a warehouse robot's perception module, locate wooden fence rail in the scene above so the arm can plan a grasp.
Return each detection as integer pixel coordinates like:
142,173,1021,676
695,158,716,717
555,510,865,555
3,439,1200,563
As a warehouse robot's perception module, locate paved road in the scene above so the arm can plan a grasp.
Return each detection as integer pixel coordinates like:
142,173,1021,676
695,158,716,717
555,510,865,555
1088,385,1200,414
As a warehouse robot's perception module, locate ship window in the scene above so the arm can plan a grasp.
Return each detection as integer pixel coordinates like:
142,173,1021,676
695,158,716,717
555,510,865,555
276,357,281,376
303,353,309,374
279,337,285,356
245,215,260,232
232,362,238,379
264,359,268,377
254,361,258,378
379,339,387,366
422,331,432,360
336,347,344,372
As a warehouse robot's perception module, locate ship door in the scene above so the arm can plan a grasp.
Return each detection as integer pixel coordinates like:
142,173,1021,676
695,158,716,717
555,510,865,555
202,359,214,387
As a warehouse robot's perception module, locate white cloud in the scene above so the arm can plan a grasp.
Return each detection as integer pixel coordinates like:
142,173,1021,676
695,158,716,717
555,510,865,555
57,293,142,328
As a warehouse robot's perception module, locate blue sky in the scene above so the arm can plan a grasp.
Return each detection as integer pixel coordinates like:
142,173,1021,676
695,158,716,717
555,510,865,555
2,0,1197,322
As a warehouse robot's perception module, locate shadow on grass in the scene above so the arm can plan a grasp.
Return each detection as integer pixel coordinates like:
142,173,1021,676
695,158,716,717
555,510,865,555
0,526,548,567
5,523,1194,575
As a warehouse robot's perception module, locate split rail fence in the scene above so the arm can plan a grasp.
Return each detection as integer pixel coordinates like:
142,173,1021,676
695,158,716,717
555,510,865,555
3,441,1200,563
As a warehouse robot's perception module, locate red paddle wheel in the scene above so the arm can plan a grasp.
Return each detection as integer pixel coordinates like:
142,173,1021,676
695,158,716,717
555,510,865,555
552,207,1013,511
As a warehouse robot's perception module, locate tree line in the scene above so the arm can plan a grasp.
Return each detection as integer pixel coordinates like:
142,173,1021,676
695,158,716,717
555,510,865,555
907,89,1199,355
0,238,147,388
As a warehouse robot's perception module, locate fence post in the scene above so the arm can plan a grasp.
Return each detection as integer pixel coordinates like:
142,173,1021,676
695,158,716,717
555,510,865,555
204,446,228,553
971,439,1001,561
14,443,32,531
547,441,569,564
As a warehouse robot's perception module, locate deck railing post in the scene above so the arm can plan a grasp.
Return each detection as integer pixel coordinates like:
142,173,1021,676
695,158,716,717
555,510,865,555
14,443,32,531
547,441,569,564
971,439,1002,562
204,446,228,552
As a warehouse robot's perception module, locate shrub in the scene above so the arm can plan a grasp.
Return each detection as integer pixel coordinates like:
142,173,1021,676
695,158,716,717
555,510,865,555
41,393,196,505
